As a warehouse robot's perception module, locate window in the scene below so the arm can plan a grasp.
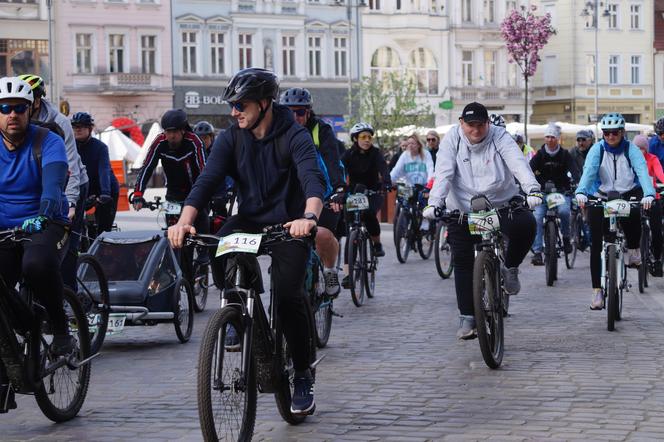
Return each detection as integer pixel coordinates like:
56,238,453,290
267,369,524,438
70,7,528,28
585,11,597,28
631,55,641,84
396,0,401,9
507,62,518,87
0,39,49,80
210,32,225,75
586,54,596,84
239,33,252,70
462,0,472,22
334,37,347,77
181,31,197,74
609,55,619,84
75,33,92,74
543,55,557,86
140,35,156,74
484,50,496,86
108,34,125,73
506,0,517,11
307,36,322,77
0,1,39,3
543,3,556,27
407,48,438,95
369,0,380,9
630,4,641,29
607,3,618,29
484,0,495,23
462,50,473,86
370,47,401,81
282,35,296,76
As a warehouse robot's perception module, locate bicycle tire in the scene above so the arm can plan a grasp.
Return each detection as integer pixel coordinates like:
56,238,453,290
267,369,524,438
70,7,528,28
75,254,110,355
311,257,332,348
34,288,91,423
417,221,435,260
78,223,90,253
544,220,557,287
607,244,619,331
364,234,376,299
395,210,410,264
434,221,454,279
348,229,365,307
192,245,209,312
565,213,580,269
473,250,504,369
392,203,401,249
174,279,195,343
639,223,649,293
197,307,256,442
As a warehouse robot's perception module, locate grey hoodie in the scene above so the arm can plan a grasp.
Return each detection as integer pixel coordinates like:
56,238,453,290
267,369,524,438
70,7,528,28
36,99,88,205
429,125,540,212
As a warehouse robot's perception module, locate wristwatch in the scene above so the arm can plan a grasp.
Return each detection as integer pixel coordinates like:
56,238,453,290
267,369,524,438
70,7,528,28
68,202,76,210
303,212,318,224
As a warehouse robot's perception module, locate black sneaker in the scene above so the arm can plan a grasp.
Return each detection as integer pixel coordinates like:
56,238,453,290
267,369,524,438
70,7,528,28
531,252,544,266
51,334,76,357
341,275,351,290
290,374,315,415
373,243,385,257
563,237,573,254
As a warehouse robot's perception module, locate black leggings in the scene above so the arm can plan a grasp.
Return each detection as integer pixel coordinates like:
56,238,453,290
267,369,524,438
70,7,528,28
447,207,536,316
96,192,119,232
589,204,641,288
211,215,312,372
651,199,663,261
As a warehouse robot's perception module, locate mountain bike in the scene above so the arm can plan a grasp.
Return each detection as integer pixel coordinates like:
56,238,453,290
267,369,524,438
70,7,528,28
639,206,654,293
306,247,340,348
541,184,573,286
567,199,588,268
439,196,524,369
344,187,381,307
434,219,454,279
0,229,94,421
75,253,110,355
394,183,435,263
588,194,640,331
191,226,320,441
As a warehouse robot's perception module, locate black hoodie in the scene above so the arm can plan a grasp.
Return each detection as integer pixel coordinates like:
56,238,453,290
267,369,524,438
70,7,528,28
185,104,325,225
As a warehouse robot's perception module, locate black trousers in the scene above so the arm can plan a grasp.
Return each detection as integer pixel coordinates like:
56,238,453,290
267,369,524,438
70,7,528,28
447,207,536,316
651,199,663,261
211,215,312,372
96,192,119,233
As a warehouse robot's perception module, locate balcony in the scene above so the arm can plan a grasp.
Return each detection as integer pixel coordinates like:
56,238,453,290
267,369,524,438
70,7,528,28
450,87,525,102
65,72,169,95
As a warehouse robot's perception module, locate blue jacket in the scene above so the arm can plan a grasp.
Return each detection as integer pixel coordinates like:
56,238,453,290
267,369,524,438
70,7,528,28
185,104,325,225
649,136,664,166
577,139,655,197
77,137,119,197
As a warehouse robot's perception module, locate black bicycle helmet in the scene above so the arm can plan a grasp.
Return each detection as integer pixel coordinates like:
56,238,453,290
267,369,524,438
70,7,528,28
193,120,215,136
279,88,312,107
71,111,94,127
222,68,279,103
655,117,664,134
161,109,190,131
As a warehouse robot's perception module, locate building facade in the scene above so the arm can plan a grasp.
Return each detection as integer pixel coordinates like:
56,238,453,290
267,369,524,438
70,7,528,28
172,0,362,131
361,0,528,126
54,0,174,129
654,0,664,121
531,0,654,125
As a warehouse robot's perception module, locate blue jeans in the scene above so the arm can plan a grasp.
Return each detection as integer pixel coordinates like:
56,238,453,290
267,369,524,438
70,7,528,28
532,195,571,253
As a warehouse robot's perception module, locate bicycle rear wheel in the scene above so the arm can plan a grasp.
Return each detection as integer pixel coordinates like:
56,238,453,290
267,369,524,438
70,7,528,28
417,221,435,260
544,221,557,287
197,307,256,441
434,221,454,279
473,251,504,369
75,254,110,355
364,235,376,298
192,245,209,312
347,229,365,307
607,245,619,331
395,211,410,264
566,213,580,269
311,258,332,348
34,289,91,423
639,224,649,293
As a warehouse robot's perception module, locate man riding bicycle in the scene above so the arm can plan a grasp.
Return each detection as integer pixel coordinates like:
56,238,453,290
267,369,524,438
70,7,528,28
280,87,346,297
529,123,575,265
71,112,119,233
193,120,215,155
575,113,655,310
423,102,541,339
167,68,325,416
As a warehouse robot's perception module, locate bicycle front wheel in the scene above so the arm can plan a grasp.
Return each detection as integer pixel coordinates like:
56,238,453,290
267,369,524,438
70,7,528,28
473,250,504,369
364,234,376,299
75,253,110,355
395,211,410,264
35,288,91,423
348,229,365,307
607,245,619,331
544,220,557,287
434,221,454,279
566,213,580,269
198,307,256,442
639,224,649,293
311,258,332,348
192,245,210,312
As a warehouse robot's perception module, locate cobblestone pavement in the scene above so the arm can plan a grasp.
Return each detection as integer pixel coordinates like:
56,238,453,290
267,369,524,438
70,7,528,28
4,212,664,440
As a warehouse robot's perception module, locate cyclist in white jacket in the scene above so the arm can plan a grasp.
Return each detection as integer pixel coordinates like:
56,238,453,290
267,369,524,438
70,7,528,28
423,102,542,339
390,133,434,186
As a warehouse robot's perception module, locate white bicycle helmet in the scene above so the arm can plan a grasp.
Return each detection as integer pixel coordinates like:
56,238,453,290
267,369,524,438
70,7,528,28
599,112,625,131
350,122,374,139
0,77,34,103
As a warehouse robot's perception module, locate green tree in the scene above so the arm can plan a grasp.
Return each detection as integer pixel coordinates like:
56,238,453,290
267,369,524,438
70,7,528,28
348,72,433,149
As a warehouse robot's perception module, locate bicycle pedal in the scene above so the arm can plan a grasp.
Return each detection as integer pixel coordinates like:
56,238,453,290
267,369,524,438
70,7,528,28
331,310,343,318
310,354,326,370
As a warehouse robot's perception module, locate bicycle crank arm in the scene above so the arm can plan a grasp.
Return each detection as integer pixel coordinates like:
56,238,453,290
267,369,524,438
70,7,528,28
43,352,100,376
310,354,326,370
331,309,344,318
67,352,101,369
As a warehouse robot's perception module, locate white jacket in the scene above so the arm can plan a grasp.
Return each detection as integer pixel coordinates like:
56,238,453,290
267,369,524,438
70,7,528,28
389,150,434,186
428,125,540,212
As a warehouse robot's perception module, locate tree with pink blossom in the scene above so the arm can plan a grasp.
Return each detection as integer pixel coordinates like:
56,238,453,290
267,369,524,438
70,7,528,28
501,5,555,140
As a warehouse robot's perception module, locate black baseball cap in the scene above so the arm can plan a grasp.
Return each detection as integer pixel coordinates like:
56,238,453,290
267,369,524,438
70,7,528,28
460,102,489,122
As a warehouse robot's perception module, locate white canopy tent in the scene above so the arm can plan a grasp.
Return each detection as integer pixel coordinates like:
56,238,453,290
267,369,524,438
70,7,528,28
96,126,141,163
131,122,162,169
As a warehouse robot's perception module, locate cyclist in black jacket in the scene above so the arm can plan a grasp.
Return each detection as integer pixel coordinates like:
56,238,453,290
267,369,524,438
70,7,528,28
168,68,325,416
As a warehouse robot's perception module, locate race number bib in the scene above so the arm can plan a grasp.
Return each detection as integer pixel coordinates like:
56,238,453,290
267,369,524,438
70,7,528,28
604,199,631,218
468,209,501,235
397,184,414,199
546,192,566,209
346,194,370,212
216,233,263,257
164,201,182,215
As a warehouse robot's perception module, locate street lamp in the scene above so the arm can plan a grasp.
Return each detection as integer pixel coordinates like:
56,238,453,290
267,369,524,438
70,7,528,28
580,1,610,123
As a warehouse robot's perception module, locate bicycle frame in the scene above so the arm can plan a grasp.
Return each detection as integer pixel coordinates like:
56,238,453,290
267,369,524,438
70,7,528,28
600,211,627,294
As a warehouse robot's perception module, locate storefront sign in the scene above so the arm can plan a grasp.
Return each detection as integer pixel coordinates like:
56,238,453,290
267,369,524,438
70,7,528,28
184,91,225,109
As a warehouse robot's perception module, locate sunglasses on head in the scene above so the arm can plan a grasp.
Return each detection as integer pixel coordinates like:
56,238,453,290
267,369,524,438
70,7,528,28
291,108,308,117
0,103,29,115
603,129,621,137
229,101,247,113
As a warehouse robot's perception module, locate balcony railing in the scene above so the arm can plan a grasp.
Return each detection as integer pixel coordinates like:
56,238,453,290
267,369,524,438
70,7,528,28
100,73,153,90
451,87,525,101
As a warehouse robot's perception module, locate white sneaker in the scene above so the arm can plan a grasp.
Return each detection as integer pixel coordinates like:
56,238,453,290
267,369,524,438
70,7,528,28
420,219,430,231
590,289,604,310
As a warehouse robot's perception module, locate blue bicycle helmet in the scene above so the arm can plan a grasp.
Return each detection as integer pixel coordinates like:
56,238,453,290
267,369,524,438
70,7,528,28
279,88,313,107
599,113,626,130
71,111,94,127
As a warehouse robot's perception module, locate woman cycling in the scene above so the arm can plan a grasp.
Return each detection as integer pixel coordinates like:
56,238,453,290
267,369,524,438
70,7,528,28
340,122,391,263
575,113,655,310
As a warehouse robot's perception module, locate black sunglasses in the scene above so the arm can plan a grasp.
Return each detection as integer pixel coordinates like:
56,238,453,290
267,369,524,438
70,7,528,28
291,108,308,117
602,129,621,137
229,101,246,113
576,137,588,142
426,138,437,142
0,103,29,115
657,131,664,136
